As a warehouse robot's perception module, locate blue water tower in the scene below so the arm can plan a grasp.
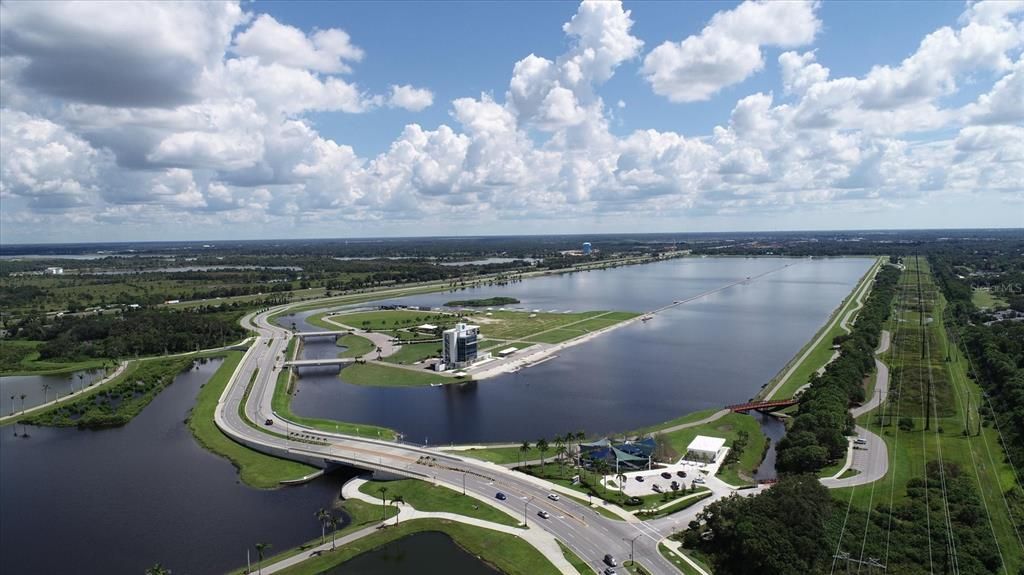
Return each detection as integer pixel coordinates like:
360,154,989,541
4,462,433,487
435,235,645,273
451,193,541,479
582,242,592,255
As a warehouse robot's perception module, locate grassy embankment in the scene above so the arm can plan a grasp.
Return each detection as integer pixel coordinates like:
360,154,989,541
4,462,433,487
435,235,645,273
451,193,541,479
829,257,1021,572
226,499,397,575
186,350,317,488
762,257,881,401
357,478,520,527
269,519,560,575
272,339,396,439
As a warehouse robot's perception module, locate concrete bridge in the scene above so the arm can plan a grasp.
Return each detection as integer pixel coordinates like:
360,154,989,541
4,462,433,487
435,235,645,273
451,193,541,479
293,330,349,339
282,357,357,370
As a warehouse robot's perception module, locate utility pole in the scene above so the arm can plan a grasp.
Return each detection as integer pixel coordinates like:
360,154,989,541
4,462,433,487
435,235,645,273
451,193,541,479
624,534,642,566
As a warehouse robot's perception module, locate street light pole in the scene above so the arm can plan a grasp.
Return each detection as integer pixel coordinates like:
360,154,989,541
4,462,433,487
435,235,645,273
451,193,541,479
624,534,642,565
462,471,466,496
523,496,534,525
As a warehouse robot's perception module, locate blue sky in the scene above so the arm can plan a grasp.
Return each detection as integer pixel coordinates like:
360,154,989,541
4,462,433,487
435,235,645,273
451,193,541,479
0,1,1021,243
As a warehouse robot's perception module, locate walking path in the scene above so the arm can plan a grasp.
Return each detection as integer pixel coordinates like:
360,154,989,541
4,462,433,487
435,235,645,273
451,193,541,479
763,258,880,400
254,477,576,575
0,362,127,425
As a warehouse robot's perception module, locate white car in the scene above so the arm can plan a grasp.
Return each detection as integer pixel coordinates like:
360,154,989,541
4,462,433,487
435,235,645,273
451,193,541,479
693,477,705,484
537,510,550,519
547,493,560,501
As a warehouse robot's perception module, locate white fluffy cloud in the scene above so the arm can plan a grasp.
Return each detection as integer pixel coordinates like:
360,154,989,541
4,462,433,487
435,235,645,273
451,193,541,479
388,85,435,112
232,14,364,73
0,0,1022,240
642,0,820,102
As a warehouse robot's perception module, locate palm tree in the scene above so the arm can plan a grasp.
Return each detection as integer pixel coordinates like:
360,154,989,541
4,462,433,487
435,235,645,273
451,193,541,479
377,486,389,520
536,438,549,468
327,516,338,550
556,444,569,477
145,563,171,575
315,508,330,544
574,430,586,465
518,440,531,467
617,473,627,492
19,393,26,414
392,495,405,525
41,384,51,405
253,542,271,575
8,394,14,416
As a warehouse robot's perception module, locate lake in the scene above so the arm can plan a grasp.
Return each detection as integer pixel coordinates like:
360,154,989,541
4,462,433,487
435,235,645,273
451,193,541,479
1,368,107,413
280,256,874,444
0,358,354,575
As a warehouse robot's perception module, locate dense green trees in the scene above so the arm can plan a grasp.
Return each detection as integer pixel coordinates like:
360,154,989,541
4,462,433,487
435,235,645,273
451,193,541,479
775,265,900,473
680,474,834,575
7,309,245,362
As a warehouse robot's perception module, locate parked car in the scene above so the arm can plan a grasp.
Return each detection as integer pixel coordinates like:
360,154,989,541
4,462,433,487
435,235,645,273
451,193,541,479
676,470,687,478
652,484,662,493
660,471,672,479
537,510,550,519
635,476,645,482
264,419,273,426
495,492,507,500
547,493,560,501
604,554,618,567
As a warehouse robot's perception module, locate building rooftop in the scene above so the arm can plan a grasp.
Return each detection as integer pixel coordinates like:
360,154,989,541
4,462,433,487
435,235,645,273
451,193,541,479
687,435,726,453
417,324,438,330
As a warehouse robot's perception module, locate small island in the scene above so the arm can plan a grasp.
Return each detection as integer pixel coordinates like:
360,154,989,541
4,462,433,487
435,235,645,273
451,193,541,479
444,296,520,307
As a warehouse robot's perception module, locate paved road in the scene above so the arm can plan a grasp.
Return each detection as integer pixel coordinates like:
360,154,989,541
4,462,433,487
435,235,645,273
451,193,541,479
217,305,686,575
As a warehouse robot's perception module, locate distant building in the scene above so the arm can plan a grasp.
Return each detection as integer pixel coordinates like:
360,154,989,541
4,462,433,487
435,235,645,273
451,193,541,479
44,267,64,275
582,242,592,255
442,323,479,368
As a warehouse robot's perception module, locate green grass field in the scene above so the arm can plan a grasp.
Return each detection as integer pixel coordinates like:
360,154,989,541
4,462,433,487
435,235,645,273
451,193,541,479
271,518,560,575
330,310,457,330
381,341,442,365
186,351,318,488
447,445,546,465
830,257,1022,572
358,479,520,526
971,287,1007,309
338,334,375,358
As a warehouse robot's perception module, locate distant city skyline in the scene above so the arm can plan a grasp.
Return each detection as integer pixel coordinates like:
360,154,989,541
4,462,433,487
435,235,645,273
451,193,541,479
1,0,1021,243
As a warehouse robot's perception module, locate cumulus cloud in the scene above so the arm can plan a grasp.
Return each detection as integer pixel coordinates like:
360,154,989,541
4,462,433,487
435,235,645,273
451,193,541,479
388,85,435,111
231,14,364,73
0,1,244,108
0,0,1022,241
642,0,821,102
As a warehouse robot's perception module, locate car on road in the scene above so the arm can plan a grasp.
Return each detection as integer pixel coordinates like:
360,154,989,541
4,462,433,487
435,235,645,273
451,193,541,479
660,471,672,479
537,510,550,519
693,477,705,484
495,492,507,500
604,554,618,567
547,493,560,501
676,470,687,478
854,437,868,445
604,569,617,575
635,476,645,482
264,419,273,426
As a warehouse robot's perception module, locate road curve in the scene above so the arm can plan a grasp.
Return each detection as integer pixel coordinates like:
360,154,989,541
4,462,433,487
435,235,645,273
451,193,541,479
215,304,686,575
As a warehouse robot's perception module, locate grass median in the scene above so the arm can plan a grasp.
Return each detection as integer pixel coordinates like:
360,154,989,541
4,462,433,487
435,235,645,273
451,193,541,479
358,478,521,527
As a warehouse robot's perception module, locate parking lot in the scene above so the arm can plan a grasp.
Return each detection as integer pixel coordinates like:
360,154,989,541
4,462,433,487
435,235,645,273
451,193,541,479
602,449,729,497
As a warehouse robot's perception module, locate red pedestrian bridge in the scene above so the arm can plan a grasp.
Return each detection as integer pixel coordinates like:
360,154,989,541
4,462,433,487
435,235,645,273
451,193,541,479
725,398,798,413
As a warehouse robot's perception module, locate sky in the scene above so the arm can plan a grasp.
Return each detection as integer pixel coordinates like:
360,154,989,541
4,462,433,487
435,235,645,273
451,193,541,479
0,1,1021,244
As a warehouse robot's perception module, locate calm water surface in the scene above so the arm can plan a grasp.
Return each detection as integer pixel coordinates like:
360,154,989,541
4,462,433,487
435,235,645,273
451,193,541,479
282,257,873,443
1,368,106,413
0,358,355,575
321,531,499,574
